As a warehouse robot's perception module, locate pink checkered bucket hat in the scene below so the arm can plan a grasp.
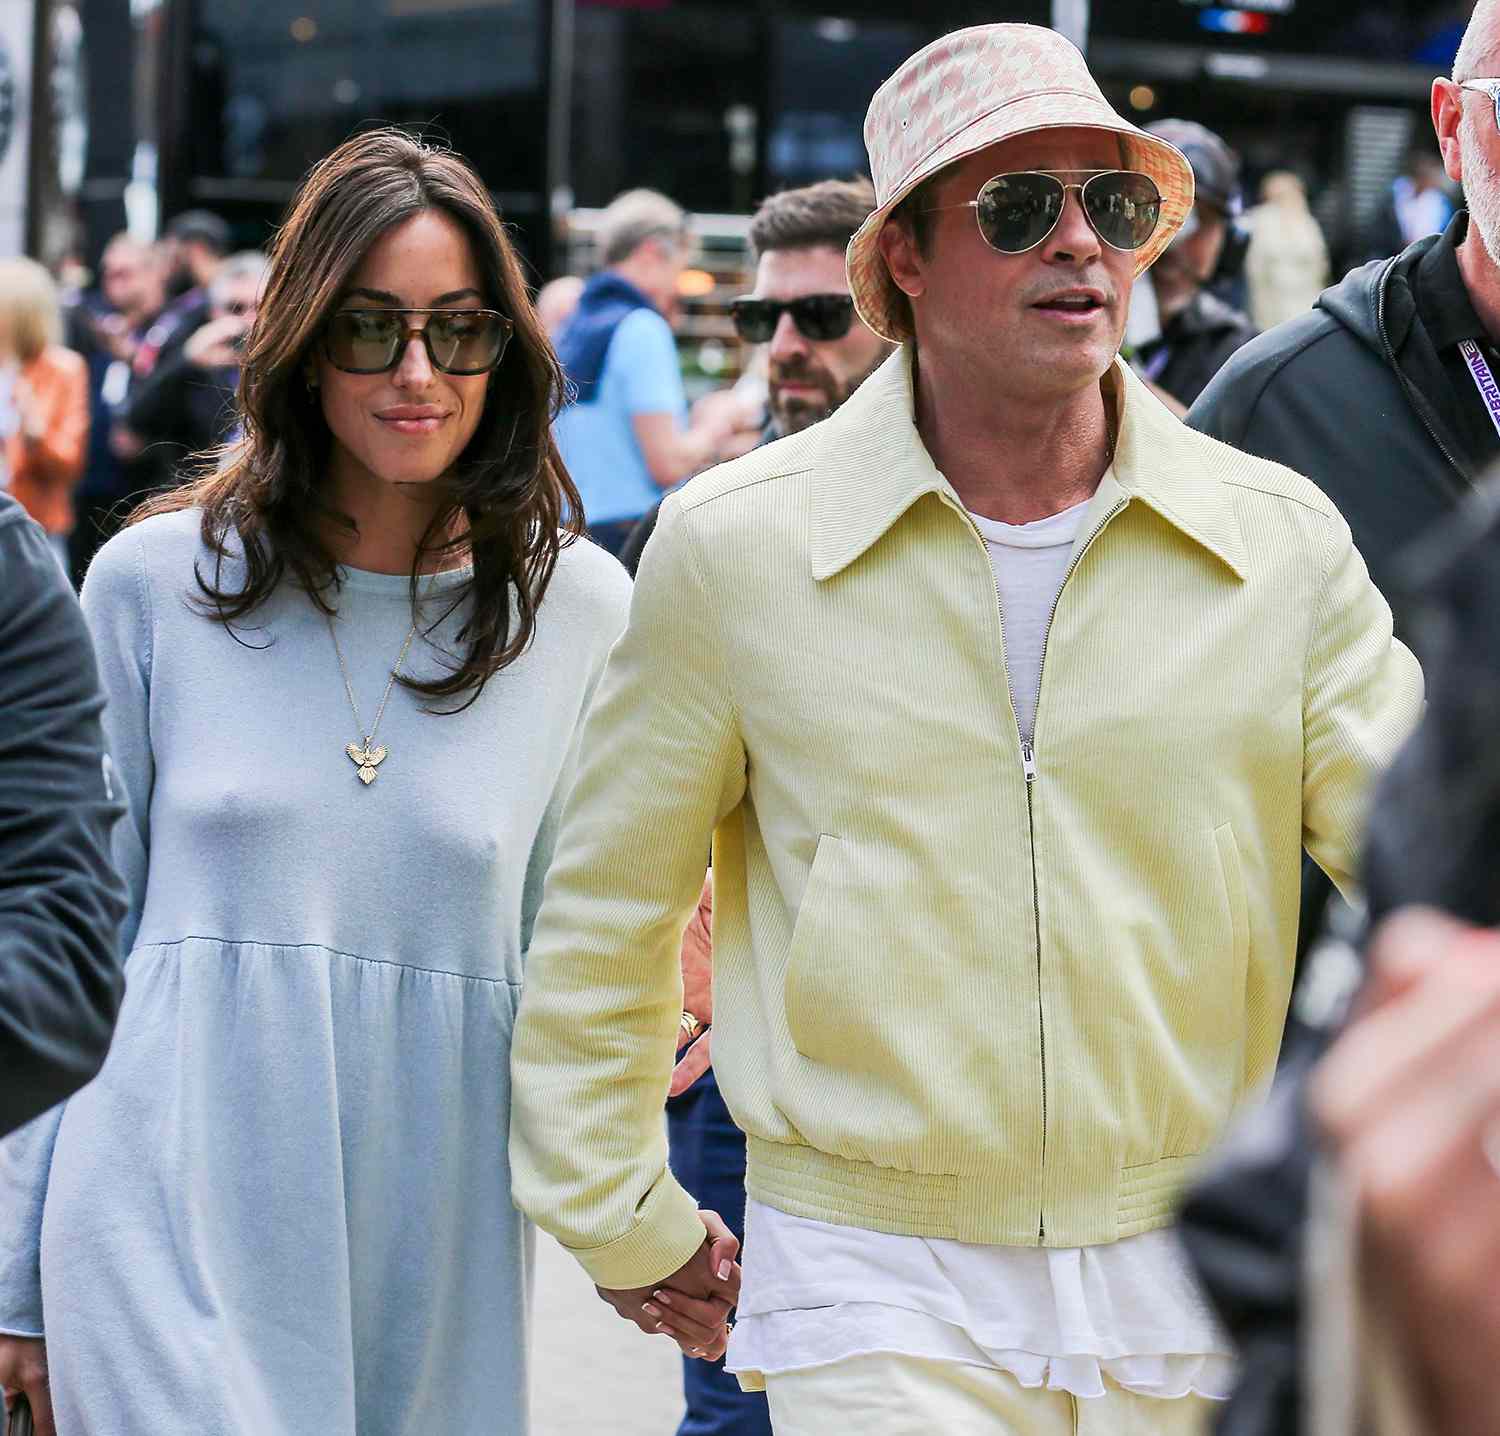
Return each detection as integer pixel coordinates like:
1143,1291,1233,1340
848,24,1196,342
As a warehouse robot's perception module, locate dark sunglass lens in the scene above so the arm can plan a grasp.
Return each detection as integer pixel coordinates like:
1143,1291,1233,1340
1083,172,1162,251
328,311,401,371
791,296,855,341
731,301,778,344
976,173,1066,253
428,312,508,373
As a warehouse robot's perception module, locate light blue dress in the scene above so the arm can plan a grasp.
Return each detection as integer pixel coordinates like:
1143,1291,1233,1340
0,509,630,1434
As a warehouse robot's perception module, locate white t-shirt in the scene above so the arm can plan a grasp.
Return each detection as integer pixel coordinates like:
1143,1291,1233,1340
725,493,1233,1401
968,497,1089,742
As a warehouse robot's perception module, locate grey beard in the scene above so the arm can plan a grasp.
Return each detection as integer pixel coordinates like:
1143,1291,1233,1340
1462,111,1500,269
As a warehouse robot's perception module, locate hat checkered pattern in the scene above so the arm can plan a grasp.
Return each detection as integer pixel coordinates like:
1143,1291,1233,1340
848,24,1196,342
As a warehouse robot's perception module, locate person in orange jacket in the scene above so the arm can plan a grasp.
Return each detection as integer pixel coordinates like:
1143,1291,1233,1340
0,257,89,566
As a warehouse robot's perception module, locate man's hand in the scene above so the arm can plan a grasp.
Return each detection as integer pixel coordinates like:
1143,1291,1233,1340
109,423,145,461
91,312,136,365
671,874,713,1097
1310,908,1500,1435
595,1208,741,1360
183,314,249,370
0,1335,55,1436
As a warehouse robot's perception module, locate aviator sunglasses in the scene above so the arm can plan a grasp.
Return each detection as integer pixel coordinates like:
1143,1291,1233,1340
322,307,514,375
924,170,1163,256
730,294,856,344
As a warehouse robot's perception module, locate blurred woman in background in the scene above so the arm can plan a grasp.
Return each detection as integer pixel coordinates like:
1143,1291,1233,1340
0,257,89,566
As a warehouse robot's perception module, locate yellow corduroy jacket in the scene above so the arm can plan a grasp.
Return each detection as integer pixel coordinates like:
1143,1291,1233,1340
510,347,1423,1291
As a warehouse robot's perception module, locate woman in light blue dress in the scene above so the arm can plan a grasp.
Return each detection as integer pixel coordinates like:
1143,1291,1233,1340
0,130,641,1434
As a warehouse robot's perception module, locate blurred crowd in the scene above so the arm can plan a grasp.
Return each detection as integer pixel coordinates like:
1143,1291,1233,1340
0,211,265,589
1,119,1466,598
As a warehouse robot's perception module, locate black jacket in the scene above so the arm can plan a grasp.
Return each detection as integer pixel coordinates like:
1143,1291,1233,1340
124,353,239,478
1138,289,1258,410
1189,214,1482,624
0,496,127,1134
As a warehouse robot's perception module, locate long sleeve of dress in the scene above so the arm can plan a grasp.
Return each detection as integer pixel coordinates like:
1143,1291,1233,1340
0,524,153,1335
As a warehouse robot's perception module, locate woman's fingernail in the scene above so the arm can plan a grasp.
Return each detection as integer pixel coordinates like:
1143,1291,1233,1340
717,1260,732,1281
653,1290,674,1307
643,1303,660,1318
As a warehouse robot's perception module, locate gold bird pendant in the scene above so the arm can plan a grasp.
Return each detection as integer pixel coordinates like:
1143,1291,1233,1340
346,742,389,785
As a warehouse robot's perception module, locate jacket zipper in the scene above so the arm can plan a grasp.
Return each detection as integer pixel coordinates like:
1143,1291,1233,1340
961,496,1127,1245
1375,254,1468,485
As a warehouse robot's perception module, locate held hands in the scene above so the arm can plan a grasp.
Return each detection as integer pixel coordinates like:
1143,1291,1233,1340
671,874,714,1097
0,1335,55,1436
595,1209,741,1362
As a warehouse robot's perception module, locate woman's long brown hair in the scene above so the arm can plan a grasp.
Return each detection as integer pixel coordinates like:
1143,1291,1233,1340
134,127,583,710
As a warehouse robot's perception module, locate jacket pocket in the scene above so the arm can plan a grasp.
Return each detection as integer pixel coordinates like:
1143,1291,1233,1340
782,834,845,1062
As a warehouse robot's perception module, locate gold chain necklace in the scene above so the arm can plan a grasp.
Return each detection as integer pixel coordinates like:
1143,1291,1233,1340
326,614,420,786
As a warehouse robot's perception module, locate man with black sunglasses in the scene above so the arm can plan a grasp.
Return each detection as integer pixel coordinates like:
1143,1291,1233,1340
512,25,1419,1433
619,179,888,573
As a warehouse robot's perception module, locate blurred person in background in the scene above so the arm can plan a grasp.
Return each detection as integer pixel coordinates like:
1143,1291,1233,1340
535,274,583,339
0,259,89,568
1243,171,1330,332
160,210,229,301
1192,0,1500,621
0,489,126,1145
66,233,166,585
108,212,228,492
122,250,268,471
1182,5,1500,1428
619,177,890,571
554,189,742,555
1370,146,1457,260
634,176,890,1436
1183,479,1500,1436
1133,119,1258,413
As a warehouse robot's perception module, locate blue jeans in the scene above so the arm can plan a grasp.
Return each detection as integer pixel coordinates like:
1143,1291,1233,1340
666,1070,772,1436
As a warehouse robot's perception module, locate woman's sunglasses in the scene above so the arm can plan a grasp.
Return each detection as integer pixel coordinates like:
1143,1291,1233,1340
730,294,856,344
924,170,1163,256
323,308,513,375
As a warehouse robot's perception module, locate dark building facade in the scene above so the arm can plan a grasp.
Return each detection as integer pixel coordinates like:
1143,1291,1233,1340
66,0,1470,279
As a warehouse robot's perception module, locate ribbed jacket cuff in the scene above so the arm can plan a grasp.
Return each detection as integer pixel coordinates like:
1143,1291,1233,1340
567,1175,707,1290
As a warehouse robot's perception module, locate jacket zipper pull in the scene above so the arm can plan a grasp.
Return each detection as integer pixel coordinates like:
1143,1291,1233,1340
1021,739,1037,784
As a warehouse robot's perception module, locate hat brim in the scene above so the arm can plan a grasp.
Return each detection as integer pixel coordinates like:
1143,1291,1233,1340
848,98,1196,343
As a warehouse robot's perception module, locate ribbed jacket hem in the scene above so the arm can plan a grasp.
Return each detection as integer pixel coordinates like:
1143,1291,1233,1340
745,1137,1189,1247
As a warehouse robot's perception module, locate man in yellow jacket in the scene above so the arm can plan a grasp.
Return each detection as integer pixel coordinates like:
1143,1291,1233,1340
512,24,1423,1433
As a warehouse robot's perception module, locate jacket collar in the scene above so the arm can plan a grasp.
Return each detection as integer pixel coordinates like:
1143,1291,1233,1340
809,344,1247,582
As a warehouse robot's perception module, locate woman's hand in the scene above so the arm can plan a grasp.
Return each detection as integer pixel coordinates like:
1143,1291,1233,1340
0,1335,55,1436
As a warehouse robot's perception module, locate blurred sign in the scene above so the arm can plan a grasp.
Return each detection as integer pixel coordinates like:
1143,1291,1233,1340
1096,0,1461,60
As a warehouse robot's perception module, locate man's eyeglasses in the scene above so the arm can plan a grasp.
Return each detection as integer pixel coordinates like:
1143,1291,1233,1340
1459,78,1500,130
730,294,856,344
322,308,513,375
923,169,1163,256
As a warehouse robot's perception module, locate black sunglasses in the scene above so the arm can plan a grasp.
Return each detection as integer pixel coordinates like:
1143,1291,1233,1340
323,307,513,375
730,294,856,344
925,170,1162,256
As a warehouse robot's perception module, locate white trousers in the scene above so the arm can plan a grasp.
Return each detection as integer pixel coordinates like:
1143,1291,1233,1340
763,1353,1217,1436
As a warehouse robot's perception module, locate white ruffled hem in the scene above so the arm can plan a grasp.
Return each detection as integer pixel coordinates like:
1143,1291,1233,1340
726,1304,1235,1402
